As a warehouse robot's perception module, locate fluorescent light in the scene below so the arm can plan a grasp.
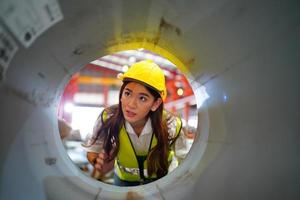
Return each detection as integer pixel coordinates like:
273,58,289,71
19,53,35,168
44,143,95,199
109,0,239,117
128,56,136,63
177,88,184,96
122,65,129,72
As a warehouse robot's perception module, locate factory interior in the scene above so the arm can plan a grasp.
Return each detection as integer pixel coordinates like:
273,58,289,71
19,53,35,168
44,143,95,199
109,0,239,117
0,0,299,200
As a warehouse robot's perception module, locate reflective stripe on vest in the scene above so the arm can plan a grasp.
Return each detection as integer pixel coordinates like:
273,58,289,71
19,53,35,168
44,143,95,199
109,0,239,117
116,159,149,177
115,150,176,179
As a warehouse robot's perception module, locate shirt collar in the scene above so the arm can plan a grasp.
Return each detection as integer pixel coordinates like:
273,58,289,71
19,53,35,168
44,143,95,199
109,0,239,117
125,118,153,136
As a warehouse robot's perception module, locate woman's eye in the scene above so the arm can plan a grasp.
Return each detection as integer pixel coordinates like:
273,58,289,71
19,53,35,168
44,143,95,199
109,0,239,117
124,91,131,97
139,96,147,102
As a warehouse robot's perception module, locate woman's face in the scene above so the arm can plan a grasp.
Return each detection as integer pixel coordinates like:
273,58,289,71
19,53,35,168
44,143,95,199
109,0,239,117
121,82,162,126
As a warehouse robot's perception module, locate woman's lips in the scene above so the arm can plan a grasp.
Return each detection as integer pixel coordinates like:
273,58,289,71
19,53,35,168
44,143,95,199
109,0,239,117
125,110,136,118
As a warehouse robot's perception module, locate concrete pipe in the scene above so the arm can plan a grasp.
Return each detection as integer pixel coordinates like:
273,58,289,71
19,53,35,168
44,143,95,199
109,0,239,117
0,0,299,199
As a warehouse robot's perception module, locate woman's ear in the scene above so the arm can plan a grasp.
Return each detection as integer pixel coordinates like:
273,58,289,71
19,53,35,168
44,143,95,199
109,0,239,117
151,98,162,111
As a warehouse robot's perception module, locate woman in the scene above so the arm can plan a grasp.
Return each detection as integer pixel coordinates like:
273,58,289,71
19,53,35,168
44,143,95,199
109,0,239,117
85,60,187,186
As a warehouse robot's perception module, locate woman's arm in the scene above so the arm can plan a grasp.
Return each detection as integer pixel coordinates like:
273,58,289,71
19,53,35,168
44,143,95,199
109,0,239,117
165,112,190,160
87,151,115,178
84,109,116,180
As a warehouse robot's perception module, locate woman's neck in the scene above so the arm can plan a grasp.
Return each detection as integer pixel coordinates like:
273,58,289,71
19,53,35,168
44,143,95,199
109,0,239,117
130,119,147,137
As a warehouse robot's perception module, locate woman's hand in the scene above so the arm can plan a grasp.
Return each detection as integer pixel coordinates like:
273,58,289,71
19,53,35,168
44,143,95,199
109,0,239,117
87,151,114,174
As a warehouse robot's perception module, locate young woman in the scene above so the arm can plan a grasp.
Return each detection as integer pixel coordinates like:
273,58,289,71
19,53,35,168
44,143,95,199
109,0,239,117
85,60,188,186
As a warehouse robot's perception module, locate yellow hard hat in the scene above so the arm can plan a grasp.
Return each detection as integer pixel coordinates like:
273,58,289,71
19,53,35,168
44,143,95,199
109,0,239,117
118,60,167,100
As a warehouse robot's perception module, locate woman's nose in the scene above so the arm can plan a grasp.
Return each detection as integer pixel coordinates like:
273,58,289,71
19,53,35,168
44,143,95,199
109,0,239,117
127,97,137,108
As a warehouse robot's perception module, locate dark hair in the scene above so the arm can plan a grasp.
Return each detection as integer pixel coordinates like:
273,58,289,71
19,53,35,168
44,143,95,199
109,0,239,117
92,81,171,178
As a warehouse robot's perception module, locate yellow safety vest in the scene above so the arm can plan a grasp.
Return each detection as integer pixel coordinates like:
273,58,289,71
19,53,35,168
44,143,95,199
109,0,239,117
102,109,182,183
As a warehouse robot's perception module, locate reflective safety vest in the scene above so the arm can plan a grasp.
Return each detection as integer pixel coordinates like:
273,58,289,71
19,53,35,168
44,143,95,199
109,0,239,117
102,109,182,183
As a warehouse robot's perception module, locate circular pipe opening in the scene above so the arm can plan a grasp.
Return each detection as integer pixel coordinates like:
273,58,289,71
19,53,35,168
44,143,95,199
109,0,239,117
52,43,210,198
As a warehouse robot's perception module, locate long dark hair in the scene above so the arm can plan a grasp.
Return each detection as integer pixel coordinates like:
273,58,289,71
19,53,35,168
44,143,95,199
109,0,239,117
92,81,171,178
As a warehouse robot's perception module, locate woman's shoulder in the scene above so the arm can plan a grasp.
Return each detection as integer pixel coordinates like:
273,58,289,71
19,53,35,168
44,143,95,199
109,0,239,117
163,109,181,123
163,109,182,137
93,105,118,131
101,104,118,120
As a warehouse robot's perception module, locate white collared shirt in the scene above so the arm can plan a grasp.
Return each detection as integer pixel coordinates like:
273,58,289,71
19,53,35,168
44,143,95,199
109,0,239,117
124,118,153,155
